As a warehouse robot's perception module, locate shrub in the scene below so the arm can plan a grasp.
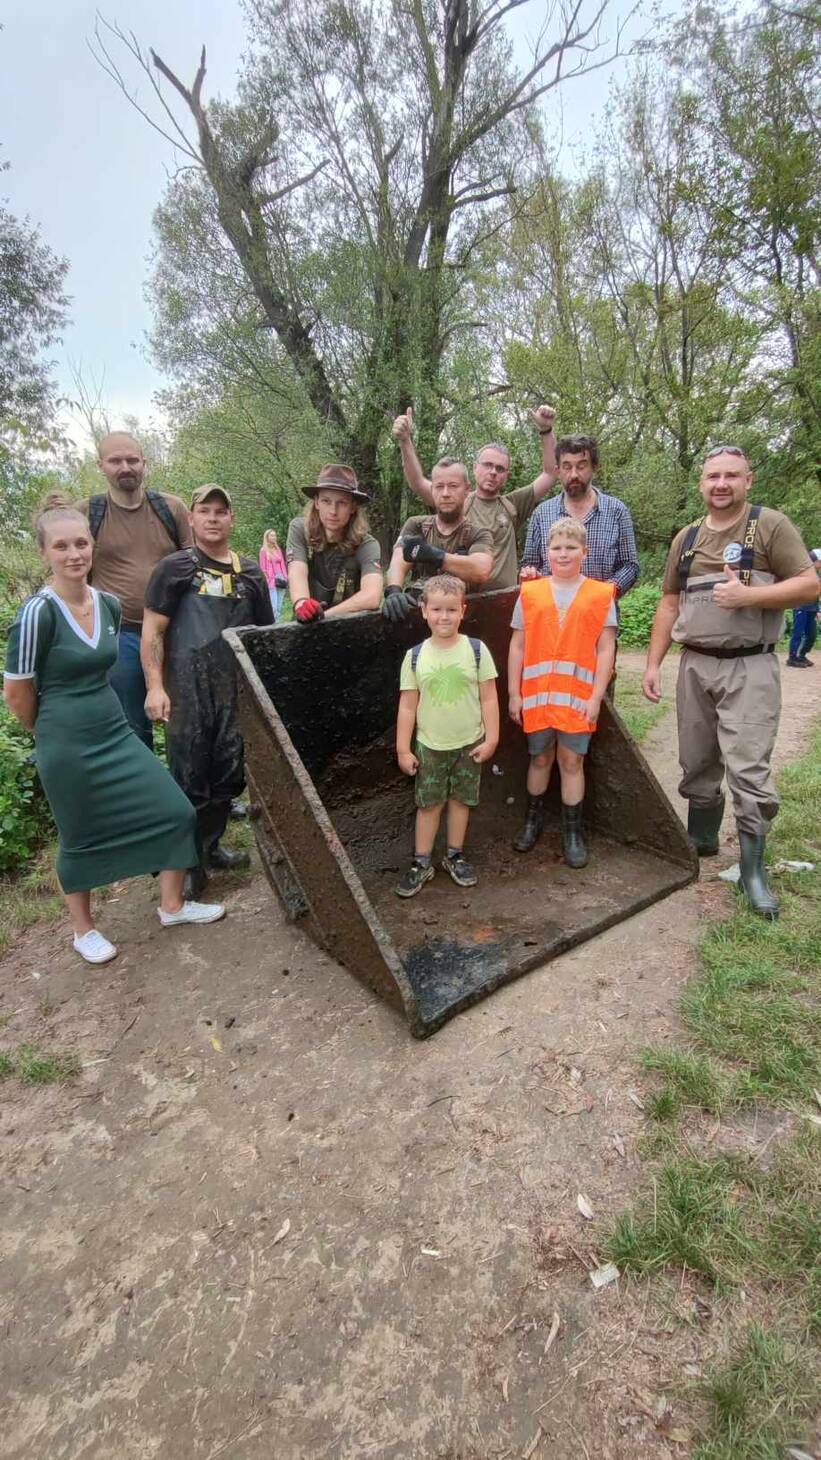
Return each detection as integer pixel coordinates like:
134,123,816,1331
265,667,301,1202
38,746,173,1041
0,704,53,874
619,579,662,648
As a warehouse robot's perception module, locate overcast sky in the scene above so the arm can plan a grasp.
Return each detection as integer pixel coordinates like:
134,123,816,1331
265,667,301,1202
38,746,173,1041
2,0,638,453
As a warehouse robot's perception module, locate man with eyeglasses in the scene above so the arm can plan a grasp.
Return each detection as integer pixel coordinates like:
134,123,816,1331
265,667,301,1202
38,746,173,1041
642,445,818,919
391,405,558,589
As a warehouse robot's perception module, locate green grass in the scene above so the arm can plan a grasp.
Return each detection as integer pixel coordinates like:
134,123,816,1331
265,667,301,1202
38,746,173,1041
0,845,63,957
694,1324,818,1460
0,1041,80,1084
615,665,671,745
607,726,821,1454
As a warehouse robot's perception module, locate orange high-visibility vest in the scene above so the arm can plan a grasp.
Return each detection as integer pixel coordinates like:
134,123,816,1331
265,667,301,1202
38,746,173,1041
520,576,614,735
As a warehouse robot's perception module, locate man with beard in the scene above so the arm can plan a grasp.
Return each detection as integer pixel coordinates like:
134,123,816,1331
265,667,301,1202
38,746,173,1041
519,434,639,602
392,405,558,589
382,458,494,622
75,433,192,747
642,445,817,919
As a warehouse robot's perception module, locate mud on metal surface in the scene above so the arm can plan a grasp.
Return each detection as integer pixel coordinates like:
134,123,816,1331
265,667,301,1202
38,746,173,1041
225,590,696,1036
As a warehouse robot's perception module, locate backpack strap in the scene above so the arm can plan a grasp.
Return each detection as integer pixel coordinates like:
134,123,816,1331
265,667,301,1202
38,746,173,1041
737,505,762,586
87,495,107,540
677,517,706,591
411,637,481,673
146,490,182,549
87,490,181,549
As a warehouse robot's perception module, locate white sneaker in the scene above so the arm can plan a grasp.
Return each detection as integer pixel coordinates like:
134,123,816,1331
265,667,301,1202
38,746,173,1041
157,900,226,928
73,929,118,964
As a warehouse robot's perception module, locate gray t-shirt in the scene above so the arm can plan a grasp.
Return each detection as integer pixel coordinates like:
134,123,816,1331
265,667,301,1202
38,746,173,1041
511,577,618,629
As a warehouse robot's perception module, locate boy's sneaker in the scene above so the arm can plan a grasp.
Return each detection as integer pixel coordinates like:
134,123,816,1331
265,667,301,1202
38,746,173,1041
441,852,477,888
158,900,226,928
73,929,117,965
395,861,435,898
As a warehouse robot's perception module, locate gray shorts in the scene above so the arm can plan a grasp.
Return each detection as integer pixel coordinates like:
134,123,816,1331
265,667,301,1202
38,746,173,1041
527,727,591,756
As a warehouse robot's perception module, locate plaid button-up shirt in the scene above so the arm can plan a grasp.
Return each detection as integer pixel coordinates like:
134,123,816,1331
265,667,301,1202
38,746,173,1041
520,489,639,598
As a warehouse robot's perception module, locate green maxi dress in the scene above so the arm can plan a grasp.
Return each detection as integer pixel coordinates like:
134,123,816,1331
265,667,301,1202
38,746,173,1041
4,587,197,893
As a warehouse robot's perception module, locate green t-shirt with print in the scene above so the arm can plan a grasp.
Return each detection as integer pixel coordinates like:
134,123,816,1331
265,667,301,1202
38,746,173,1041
400,634,497,751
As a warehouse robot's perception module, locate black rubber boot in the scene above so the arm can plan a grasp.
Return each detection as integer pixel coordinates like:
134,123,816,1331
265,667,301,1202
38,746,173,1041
514,795,545,853
561,802,588,868
184,864,209,900
738,831,779,920
687,797,725,857
207,843,251,871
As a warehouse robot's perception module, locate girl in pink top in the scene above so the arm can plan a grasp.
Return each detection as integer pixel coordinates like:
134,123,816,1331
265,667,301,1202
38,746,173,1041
259,529,288,620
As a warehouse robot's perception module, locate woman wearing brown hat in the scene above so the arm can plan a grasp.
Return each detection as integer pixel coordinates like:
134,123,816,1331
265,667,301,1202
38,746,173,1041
285,464,383,623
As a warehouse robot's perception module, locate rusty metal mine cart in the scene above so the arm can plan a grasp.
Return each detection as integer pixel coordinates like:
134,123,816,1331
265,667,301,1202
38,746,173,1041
225,590,696,1037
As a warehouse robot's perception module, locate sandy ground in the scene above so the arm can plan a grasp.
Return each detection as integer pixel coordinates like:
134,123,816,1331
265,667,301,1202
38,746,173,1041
1,652,818,1460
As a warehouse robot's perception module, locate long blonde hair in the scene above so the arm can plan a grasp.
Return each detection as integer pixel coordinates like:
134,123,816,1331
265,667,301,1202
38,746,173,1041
304,498,370,555
263,529,280,551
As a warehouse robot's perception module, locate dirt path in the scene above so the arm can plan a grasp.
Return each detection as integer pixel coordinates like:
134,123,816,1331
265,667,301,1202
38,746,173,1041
1,655,818,1460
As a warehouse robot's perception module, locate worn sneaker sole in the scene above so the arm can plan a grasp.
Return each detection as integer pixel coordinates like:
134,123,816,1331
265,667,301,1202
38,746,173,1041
441,858,477,887
395,866,435,898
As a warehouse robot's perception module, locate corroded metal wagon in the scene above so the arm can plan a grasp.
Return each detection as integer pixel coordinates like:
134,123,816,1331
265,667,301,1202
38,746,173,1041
225,591,696,1037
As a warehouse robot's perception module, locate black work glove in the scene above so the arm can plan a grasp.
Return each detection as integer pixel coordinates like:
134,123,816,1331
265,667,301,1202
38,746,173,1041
382,585,415,622
401,536,446,569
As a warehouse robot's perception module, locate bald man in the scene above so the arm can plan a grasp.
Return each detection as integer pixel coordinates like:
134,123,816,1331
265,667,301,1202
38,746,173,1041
76,433,192,746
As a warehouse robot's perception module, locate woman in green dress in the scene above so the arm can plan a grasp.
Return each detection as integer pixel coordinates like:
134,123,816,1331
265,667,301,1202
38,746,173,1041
3,496,226,965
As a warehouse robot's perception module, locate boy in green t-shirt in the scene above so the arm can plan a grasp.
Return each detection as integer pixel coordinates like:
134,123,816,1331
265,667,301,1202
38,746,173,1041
395,574,499,896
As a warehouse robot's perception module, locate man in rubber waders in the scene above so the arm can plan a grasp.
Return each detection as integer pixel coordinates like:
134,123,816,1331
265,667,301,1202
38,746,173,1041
642,445,818,919
141,485,274,897
382,458,494,623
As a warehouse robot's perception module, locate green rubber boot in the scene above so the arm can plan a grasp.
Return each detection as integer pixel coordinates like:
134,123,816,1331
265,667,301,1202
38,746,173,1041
561,802,588,869
687,797,725,857
738,831,779,920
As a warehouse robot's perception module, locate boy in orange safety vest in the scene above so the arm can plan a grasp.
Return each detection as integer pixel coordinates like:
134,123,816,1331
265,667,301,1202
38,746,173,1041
508,519,617,866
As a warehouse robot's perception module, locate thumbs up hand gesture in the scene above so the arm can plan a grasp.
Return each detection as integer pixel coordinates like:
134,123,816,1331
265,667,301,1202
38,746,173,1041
712,563,749,609
392,406,414,443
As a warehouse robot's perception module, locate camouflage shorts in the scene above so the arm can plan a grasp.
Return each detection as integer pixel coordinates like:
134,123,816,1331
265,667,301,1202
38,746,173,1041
414,739,483,809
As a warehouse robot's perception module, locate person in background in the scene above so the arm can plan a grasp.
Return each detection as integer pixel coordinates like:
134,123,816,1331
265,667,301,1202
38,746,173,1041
3,496,224,965
519,434,639,602
259,529,288,620
75,432,192,747
285,464,383,623
786,547,820,667
382,458,493,623
141,485,274,898
392,405,558,589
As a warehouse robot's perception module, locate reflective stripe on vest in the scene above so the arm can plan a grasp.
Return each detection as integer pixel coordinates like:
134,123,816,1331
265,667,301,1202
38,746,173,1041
520,576,614,736
522,659,596,684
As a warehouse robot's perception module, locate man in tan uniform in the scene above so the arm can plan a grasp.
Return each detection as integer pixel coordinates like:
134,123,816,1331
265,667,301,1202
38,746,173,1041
642,445,817,918
391,405,557,589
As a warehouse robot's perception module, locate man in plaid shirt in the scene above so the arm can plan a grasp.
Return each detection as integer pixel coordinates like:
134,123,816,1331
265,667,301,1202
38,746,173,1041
520,435,639,602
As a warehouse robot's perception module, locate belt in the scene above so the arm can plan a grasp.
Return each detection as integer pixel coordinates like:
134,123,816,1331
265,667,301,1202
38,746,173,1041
681,642,776,659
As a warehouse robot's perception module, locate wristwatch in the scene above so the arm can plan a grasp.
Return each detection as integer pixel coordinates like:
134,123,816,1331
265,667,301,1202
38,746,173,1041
538,427,554,435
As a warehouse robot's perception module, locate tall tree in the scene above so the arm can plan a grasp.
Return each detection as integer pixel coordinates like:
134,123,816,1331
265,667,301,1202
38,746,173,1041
0,198,68,465
94,0,625,535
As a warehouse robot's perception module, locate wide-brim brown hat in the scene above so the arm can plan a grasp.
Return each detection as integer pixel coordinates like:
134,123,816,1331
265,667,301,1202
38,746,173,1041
302,463,370,502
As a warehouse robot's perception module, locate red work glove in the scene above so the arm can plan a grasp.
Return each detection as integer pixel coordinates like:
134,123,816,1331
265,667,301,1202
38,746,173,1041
294,597,325,624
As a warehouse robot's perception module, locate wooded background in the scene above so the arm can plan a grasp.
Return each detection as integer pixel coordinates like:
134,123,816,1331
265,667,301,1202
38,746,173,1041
2,0,819,601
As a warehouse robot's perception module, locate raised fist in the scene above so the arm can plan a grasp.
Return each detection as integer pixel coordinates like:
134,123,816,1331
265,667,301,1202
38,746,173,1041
529,403,556,433
392,407,414,443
